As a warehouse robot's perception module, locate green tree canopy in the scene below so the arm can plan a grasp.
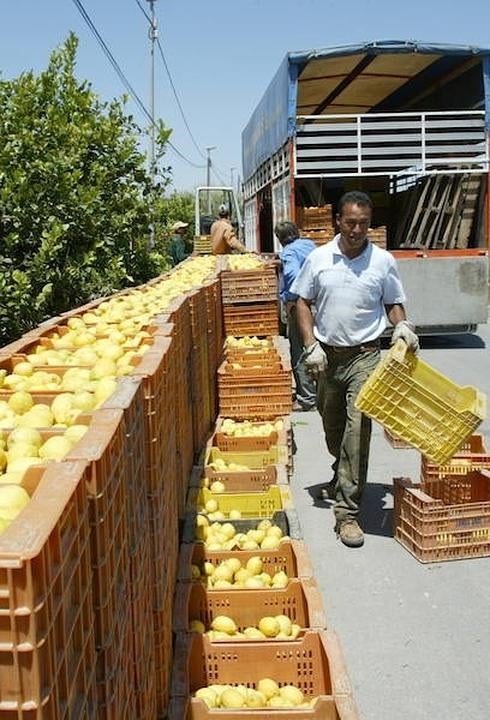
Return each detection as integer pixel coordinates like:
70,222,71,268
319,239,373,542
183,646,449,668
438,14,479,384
0,33,173,344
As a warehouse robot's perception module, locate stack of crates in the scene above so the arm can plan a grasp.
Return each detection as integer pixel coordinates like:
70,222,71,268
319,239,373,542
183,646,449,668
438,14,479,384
217,338,292,420
296,204,335,246
169,401,359,717
0,462,97,719
220,263,279,337
393,435,490,562
355,339,488,563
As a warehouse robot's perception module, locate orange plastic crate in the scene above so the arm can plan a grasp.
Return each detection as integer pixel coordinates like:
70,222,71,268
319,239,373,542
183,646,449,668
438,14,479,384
168,694,357,720
0,462,97,717
223,302,279,337
170,630,355,702
173,576,327,633
100,377,148,554
393,475,490,562
421,434,490,481
220,268,278,304
177,540,314,582
154,606,174,718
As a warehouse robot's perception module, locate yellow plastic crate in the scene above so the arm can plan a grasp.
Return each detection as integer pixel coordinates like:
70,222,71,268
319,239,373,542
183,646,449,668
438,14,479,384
355,339,486,464
187,486,293,517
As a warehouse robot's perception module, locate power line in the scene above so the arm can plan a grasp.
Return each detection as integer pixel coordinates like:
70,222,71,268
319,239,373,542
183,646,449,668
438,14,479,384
70,0,204,169
156,37,207,161
134,0,151,23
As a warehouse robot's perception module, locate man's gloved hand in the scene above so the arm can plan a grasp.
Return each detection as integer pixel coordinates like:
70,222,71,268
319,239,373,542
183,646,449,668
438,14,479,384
391,320,419,354
303,341,328,376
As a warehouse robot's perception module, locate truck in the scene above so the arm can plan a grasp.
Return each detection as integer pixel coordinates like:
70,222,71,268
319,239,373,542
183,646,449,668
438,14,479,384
241,40,490,334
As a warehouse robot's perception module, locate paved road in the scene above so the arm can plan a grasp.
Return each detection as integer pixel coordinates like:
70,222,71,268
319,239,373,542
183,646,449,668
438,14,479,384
289,323,490,720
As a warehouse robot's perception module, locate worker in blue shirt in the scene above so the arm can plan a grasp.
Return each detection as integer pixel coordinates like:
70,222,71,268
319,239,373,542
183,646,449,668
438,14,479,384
275,220,317,411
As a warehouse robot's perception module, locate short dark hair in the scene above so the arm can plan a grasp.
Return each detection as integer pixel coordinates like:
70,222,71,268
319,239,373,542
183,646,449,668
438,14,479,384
337,191,373,215
274,220,300,244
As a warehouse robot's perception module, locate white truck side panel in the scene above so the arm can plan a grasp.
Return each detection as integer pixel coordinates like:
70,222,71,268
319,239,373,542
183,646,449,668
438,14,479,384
395,255,489,331
244,197,258,251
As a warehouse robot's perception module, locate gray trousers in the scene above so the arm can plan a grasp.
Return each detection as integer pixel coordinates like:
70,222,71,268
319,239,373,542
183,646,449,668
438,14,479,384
317,347,380,522
287,306,317,408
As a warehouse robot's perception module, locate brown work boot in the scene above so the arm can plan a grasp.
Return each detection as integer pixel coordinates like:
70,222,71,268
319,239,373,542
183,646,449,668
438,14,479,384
335,519,364,548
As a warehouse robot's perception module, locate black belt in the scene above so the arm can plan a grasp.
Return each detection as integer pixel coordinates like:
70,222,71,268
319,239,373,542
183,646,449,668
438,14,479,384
320,340,380,354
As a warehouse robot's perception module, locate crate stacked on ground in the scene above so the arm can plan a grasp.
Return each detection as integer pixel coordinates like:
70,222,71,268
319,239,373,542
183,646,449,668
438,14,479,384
394,434,490,562
218,340,292,420
188,287,215,456
296,204,336,246
0,462,97,719
220,260,279,337
202,278,224,420
168,412,358,718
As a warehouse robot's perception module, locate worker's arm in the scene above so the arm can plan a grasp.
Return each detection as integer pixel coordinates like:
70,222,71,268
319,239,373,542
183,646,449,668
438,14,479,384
385,303,419,353
224,227,247,254
296,297,316,347
384,303,406,326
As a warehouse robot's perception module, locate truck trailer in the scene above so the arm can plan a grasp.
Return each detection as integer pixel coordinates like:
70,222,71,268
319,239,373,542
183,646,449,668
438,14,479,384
241,40,490,334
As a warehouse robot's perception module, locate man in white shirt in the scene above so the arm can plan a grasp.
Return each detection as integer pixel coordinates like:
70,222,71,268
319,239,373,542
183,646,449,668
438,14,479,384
291,191,418,547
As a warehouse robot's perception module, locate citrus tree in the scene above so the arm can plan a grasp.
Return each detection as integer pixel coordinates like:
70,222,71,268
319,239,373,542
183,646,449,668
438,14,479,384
0,33,172,345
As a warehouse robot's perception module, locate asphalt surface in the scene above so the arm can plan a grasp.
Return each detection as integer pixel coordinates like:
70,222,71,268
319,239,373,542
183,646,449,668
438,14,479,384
288,323,490,720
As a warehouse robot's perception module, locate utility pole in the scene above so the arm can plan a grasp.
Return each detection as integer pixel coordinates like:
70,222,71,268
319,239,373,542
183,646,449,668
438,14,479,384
205,146,216,214
146,0,157,247
230,167,236,189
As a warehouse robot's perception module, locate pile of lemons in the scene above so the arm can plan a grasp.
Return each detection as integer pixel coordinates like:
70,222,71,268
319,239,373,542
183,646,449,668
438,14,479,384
194,680,315,709
191,555,288,591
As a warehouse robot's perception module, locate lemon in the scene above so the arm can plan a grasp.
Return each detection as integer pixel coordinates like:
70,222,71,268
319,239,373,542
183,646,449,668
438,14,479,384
13,362,34,377
260,535,281,550
224,557,241,574
204,498,218,513
194,687,218,708
0,484,30,519
7,456,42,475
272,570,288,588
229,508,242,519
279,685,304,706
257,678,279,700
7,443,39,462
246,556,263,575
211,615,237,635
38,436,72,461
213,564,234,583
64,425,88,444
275,614,292,636
8,391,34,415
258,616,280,638
7,427,42,449
189,619,205,633
221,688,246,709
210,480,226,493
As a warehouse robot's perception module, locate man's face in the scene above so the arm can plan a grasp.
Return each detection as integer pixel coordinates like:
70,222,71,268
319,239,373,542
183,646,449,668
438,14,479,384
336,202,371,255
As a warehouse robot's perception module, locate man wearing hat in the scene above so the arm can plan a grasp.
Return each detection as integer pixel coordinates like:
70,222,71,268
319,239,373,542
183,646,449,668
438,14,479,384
168,220,189,266
210,204,247,254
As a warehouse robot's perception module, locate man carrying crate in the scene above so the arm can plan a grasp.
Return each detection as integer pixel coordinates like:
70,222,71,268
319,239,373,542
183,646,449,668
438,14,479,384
291,191,419,547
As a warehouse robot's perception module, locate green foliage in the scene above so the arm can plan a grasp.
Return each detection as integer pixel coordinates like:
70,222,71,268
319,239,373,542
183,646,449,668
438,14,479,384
153,191,196,260
0,33,176,345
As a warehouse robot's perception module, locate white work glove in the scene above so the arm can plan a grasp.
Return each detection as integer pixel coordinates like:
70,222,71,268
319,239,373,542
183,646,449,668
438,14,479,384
391,320,419,354
303,341,328,376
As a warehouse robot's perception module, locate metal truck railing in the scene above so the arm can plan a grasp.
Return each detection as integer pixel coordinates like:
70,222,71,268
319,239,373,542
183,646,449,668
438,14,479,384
295,110,488,178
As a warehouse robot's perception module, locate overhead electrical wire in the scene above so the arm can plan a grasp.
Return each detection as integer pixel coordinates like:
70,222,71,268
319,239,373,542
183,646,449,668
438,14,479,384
70,0,204,169
133,0,234,182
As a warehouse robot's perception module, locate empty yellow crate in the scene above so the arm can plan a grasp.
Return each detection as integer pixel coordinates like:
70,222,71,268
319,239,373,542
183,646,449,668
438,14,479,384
355,339,486,464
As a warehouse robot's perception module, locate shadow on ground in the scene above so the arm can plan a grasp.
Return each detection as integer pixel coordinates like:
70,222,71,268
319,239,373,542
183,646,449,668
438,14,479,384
305,481,394,538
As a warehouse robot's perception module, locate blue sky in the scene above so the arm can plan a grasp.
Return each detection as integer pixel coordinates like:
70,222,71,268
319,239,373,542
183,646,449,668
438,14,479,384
1,0,489,192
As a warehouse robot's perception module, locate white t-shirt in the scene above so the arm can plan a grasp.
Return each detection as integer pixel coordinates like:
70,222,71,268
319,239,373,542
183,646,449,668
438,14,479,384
290,235,406,346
